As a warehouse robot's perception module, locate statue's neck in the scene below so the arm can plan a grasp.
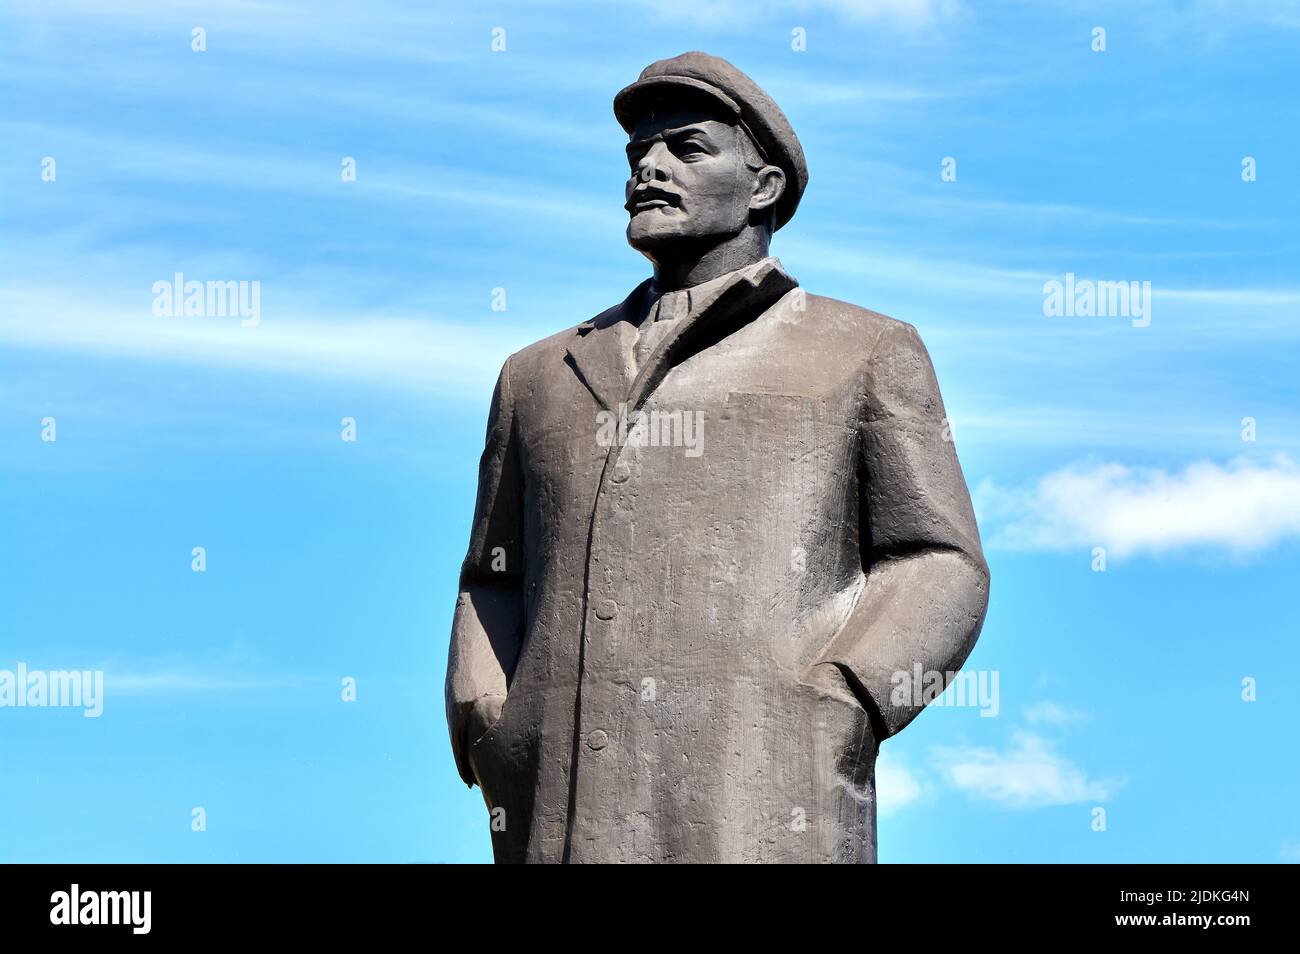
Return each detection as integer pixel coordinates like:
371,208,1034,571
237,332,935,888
651,228,769,293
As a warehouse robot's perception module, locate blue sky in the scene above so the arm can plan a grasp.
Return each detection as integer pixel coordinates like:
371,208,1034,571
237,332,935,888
2,0,1297,863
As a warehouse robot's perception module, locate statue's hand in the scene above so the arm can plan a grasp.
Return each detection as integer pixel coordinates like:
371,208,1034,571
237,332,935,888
466,693,506,748
464,693,507,791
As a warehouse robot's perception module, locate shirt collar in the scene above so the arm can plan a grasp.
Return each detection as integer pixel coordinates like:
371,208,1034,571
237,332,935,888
641,256,790,324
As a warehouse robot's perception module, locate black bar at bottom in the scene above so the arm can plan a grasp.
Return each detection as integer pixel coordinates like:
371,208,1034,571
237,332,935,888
0,863,1277,939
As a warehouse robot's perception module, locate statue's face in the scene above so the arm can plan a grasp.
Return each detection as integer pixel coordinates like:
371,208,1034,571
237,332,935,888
624,106,758,256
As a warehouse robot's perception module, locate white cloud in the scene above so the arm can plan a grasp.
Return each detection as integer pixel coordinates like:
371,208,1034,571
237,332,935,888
1183,0,1300,31
977,455,1300,558
0,288,532,397
782,237,1297,315
4,0,468,64
934,730,1123,808
4,121,618,230
1159,287,1300,306
807,0,962,24
1024,700,1087,728
876,750,925,816
107,671,304,693
628,0,962,29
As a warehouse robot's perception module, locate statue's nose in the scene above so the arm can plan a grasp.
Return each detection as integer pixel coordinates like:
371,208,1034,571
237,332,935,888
635,144,673,183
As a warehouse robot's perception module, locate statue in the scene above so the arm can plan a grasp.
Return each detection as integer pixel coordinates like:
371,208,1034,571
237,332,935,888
445,52,989,863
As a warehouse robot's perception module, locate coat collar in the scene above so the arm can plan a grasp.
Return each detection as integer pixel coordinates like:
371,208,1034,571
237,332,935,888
566,257,798,413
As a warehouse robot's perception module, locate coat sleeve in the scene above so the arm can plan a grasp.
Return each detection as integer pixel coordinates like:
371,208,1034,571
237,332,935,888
445,356,526,786
813,320,990,740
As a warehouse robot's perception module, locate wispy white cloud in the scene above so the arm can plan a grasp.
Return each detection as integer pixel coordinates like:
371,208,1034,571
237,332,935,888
1157,287,1300,307
0,289,530,396
763,72,992,107
783,237,1300,316
2,121,618,231
813,0,962,23
882,712,1118,814
107,671,308,694
876,749,927,816
3,0,469,65
934,730,1124,808
946,407,1272,452
1170,0,1300,32
624,0,964,29
977,454,1300,558
1024,700,1088,728
784,237,1048,297
50,643,320,695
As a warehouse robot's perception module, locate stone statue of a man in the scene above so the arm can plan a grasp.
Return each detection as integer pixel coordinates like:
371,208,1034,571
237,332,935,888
446,52,989,863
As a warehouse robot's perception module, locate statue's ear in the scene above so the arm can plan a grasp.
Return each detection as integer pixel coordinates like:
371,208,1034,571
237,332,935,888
750,165,786,215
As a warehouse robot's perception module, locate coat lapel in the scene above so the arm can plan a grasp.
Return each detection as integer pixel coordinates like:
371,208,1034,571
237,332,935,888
564,279,651,413
565,260,799,414
626,257,797,413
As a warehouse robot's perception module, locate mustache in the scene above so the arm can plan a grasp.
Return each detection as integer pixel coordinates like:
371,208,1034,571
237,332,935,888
624,184,682,212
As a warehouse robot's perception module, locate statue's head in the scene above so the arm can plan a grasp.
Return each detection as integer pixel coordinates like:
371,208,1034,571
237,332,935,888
614,53,808,265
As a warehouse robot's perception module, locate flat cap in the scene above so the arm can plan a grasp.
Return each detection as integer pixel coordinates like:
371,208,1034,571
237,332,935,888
614,52,808,231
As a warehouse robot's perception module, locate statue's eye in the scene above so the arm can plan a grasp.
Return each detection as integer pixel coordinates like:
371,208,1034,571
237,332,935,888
676,140,707,157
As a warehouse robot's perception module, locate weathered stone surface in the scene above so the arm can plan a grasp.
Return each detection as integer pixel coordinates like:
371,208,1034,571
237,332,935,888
446,52,989,864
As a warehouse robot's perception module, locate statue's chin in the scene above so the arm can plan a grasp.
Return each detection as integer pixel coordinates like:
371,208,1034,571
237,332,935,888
626,206,755,275
627,211,735,258
626,212,686,252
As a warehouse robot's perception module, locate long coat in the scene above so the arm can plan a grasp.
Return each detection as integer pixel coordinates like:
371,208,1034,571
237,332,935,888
445,257,988,863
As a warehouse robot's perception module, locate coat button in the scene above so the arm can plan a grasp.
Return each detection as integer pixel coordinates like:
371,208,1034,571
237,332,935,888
594,599,617,620
586,729,608,751
610,456,631,483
